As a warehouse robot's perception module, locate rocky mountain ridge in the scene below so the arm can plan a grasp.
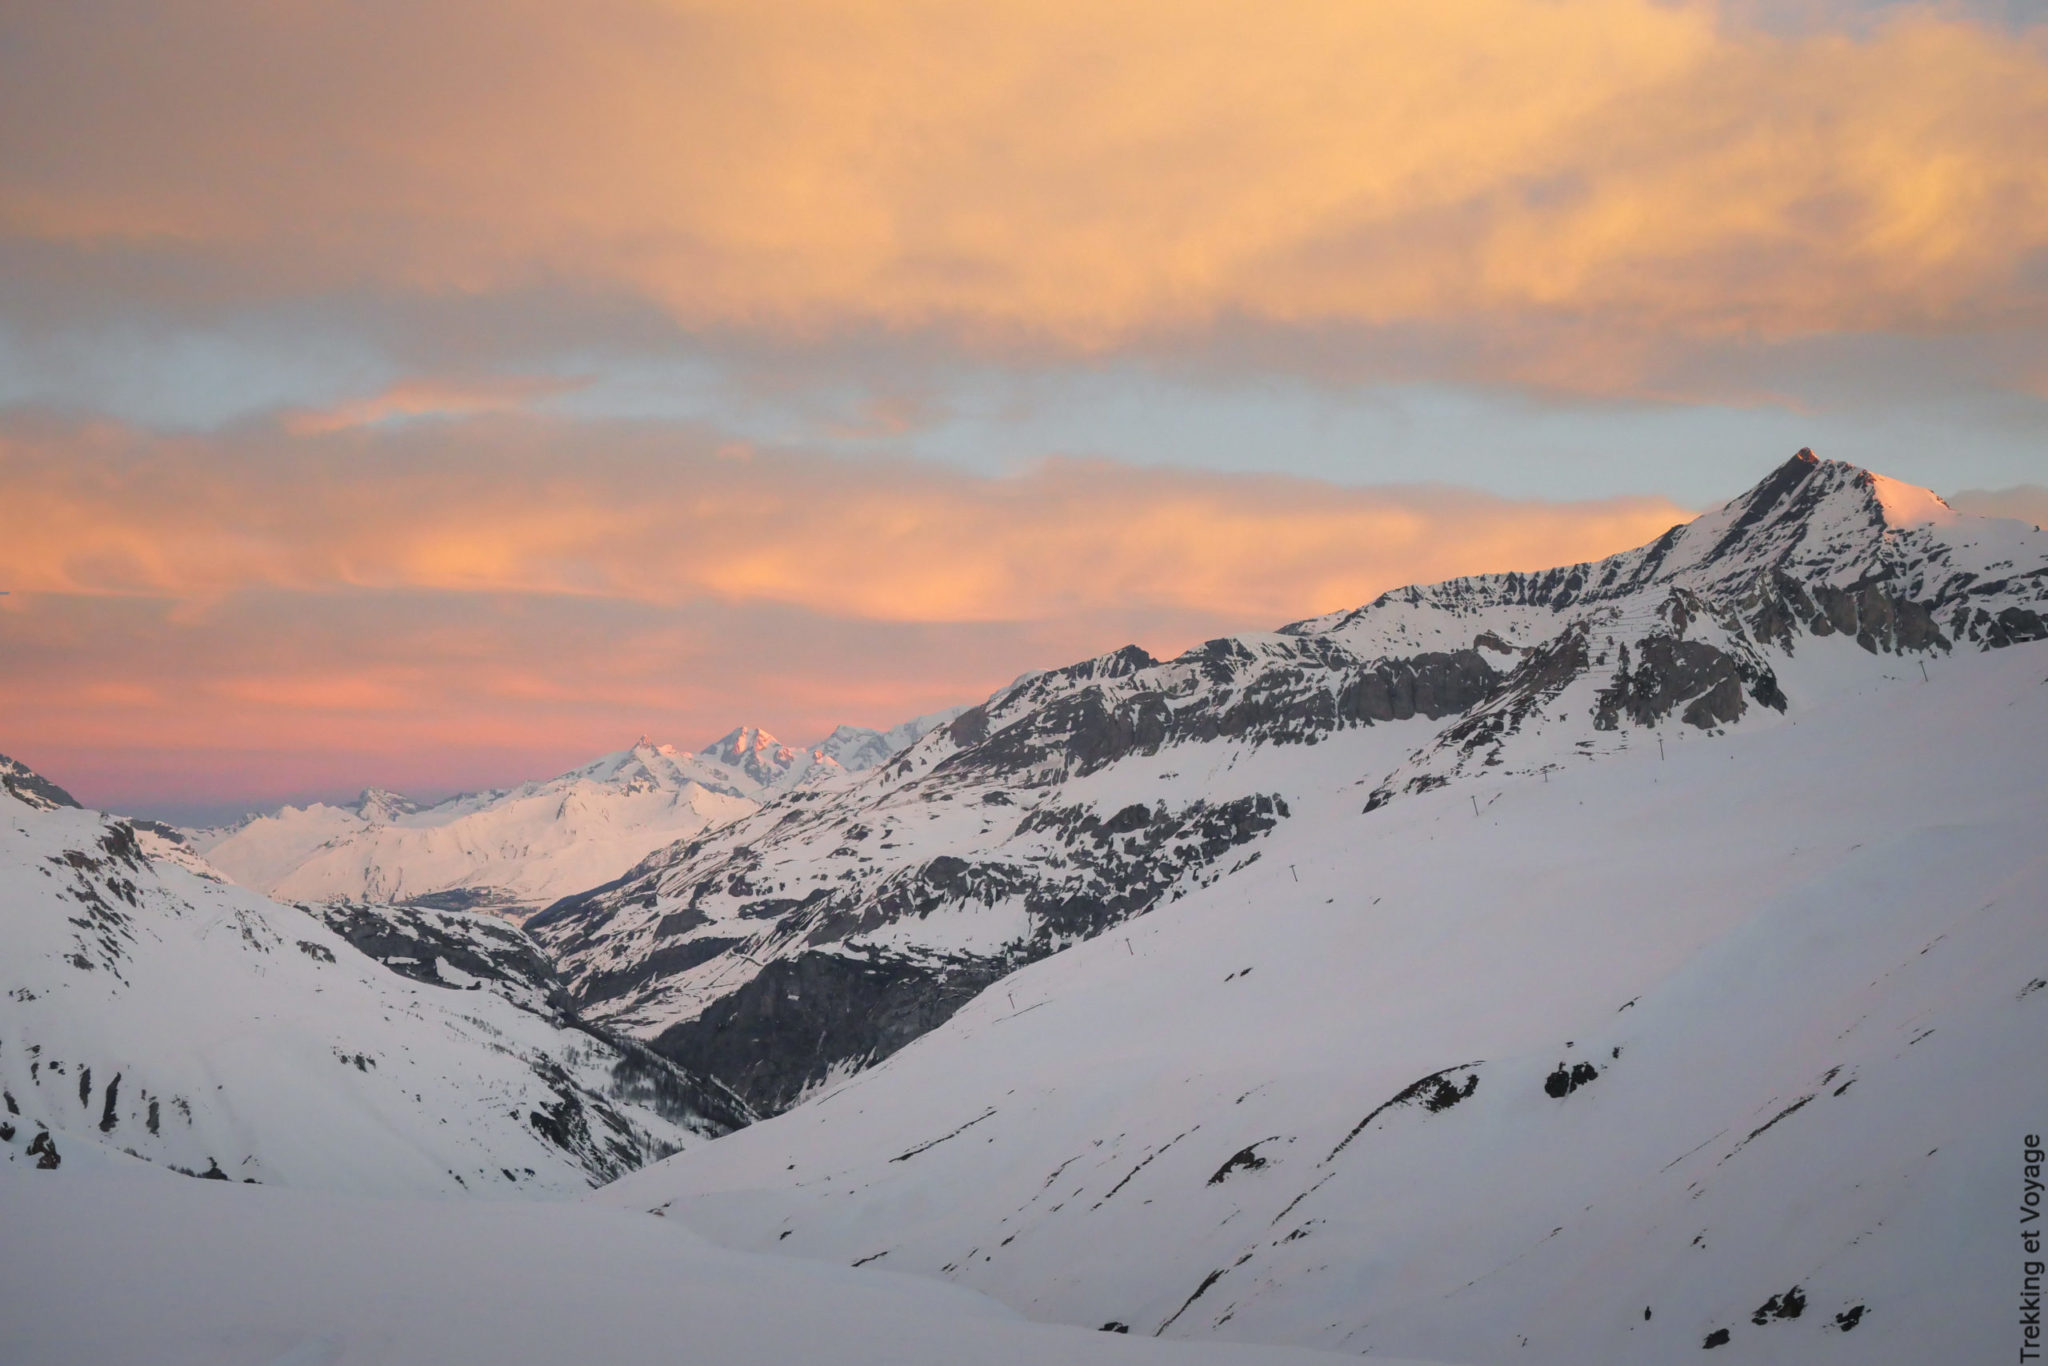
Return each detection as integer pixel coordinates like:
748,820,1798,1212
524,452,2048,1116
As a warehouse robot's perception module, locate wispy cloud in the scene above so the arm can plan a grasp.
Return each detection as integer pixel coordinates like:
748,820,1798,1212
0,411,1687,622
280,375,585,435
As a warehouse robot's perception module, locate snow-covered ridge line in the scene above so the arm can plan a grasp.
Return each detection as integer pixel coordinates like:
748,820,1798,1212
189,710,967,918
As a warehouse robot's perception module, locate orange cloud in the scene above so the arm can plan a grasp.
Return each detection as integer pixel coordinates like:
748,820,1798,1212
0,412,1686,627
2,2,2043,383
0,409,1691,814
282,376,584,435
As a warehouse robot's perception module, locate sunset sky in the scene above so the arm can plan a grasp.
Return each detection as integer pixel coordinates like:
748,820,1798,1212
3,0,2045,823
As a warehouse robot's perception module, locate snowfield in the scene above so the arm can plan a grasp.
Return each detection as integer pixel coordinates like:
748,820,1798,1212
0,1149,1398,1366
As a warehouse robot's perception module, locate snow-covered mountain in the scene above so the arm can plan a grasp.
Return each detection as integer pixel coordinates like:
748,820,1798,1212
0,755,745,1194
604,634,2048,1364
525,451,2048,1120
192,717,960,917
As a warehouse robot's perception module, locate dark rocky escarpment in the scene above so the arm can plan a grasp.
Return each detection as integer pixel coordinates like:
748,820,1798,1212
936,645,1499,784
1593,636,1783,731
1741,568,1951,656
654,949,1013,1115
314,900,566,1004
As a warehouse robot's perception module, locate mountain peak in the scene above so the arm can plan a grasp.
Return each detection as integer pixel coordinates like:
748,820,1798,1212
355,788,418,824
0,753,80,812
1702,448,1964,550
701,725,810,787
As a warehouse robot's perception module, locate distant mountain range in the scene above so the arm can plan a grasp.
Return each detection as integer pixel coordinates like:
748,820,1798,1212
187,712,966,917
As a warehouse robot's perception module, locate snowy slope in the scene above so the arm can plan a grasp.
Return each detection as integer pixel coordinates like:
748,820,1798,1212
1,1153,1405,1366
190,718,963,918
0,758,740,1195
527,452,2048,1117
604,637,2048,1365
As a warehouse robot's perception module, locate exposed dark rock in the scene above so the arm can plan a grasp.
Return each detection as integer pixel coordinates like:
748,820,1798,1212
1207,1141,1272,1184
1594,635,1781,732
1326,1065,1482,1162
653,950,1012,1116
313,901,565,1006
576,937,750,1009
1544,1062,1599,1098
1751,1285,1807,1324
98,1073,120,1133
1158,1268,1228,1335
890,1107,999,1163
27,1130,60,1169
934,646,1496,785
1703,1327,1731,1349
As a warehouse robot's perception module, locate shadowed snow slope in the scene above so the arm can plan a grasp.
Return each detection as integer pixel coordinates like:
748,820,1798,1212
0,769,739,1195
0,1153,1397,1366
601,639,2048,1365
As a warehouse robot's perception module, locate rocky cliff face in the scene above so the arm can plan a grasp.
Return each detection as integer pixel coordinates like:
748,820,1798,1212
527,453,2048,1117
